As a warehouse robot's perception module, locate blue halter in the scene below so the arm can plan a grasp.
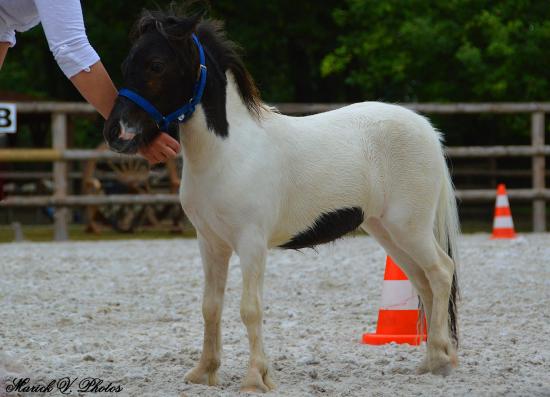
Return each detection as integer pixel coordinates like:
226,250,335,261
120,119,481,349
118,34,207,131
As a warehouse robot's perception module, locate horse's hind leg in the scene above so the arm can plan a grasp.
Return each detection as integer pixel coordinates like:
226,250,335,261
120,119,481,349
235,229,276,393
381,214,457,376
362,218,433,340
185,233,232,386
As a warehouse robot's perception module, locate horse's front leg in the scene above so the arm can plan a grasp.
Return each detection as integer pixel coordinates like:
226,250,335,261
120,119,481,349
236,231,276,392
185,233,232,386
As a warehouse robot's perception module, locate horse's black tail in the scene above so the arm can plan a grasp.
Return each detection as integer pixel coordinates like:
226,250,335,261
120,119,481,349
447,245,459,348
435,155,461,348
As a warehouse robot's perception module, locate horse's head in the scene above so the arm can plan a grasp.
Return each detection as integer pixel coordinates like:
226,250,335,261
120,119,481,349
104,10,263,154
104,11,203,154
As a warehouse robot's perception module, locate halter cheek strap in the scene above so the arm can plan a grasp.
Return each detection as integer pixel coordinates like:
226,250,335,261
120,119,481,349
118,34,207,131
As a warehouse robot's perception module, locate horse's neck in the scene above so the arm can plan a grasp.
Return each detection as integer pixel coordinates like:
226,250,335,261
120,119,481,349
180,73,265,172
179,109,221,172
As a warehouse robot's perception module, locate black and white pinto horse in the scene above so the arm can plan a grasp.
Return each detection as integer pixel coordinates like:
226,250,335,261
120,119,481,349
104,10,460,392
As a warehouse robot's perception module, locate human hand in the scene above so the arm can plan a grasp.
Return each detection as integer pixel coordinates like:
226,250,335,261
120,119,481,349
139,132,181,164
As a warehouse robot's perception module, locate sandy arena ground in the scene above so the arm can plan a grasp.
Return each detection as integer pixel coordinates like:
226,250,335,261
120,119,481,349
1,234,549,397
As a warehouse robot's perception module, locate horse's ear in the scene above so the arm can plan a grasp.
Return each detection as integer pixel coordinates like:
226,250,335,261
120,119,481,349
131,11,160,40
166,14,202,39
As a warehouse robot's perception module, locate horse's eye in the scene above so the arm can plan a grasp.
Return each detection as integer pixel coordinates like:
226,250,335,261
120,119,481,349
150,61,165,73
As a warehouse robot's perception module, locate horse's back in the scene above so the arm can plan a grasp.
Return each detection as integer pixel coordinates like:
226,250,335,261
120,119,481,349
276,101,444,177
299,101,437,137
322,101,445,172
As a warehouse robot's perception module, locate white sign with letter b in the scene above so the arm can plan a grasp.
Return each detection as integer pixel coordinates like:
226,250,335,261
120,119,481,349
0,103,17,133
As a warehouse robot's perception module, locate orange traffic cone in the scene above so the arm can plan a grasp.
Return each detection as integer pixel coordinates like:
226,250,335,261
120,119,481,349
491,184,516,239
362,256,427,345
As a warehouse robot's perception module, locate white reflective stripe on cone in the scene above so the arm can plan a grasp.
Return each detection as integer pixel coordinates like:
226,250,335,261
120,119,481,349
380,280,420,310
493,216,514,228
496,195,510,207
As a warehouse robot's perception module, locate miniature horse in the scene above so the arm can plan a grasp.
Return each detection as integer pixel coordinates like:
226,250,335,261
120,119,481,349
104,10,460,392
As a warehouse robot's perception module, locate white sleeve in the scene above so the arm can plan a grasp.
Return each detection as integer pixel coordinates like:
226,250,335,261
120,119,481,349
0,0,41,47
0,30,16,47
33,0,100,78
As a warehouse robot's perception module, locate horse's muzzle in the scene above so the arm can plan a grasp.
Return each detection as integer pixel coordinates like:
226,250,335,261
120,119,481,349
103,122,140,154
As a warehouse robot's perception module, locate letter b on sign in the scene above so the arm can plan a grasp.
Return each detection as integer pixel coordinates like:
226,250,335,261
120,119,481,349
0,103,17,133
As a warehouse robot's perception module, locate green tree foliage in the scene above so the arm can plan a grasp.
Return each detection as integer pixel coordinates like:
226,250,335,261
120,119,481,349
321,0,550,102
210,0,342,102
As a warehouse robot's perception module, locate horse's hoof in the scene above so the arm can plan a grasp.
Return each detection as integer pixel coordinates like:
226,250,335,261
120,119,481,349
416,358,430,375
430,361,453,377
418,353,456,376
240,368,276,393
184,367,218,386
450,351,459,367
240,385,268,394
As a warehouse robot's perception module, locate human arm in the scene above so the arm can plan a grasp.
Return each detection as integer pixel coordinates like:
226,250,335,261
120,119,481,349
69,61,117,119
0,42,9,69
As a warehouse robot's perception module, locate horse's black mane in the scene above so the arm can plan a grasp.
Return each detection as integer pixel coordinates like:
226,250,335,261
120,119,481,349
133,8,264,119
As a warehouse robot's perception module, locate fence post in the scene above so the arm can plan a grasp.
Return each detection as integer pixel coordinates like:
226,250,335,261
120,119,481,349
531,112,546,232
52,112,69,241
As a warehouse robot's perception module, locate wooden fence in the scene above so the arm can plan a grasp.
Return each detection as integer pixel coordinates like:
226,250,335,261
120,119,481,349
0,102,548,240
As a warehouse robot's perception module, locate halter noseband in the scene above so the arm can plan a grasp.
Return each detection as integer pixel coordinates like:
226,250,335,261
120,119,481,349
118,34,207,131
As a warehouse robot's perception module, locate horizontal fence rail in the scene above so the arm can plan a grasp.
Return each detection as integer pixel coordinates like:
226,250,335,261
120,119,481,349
2,189,550,208
4,169,550,182
445,146,550,157
0,101,547,239
0,149,142,162
14,101,550,114
1,145,550,162
0,194,179,207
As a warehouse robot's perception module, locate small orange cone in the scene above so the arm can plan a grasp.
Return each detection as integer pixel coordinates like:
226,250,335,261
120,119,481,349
362,256,427,345
491,184,516,239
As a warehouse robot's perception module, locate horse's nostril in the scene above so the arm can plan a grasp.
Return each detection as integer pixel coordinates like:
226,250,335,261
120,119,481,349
117,120,139,141
119,129,136,141
106,125,120,141
103,118,140,154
